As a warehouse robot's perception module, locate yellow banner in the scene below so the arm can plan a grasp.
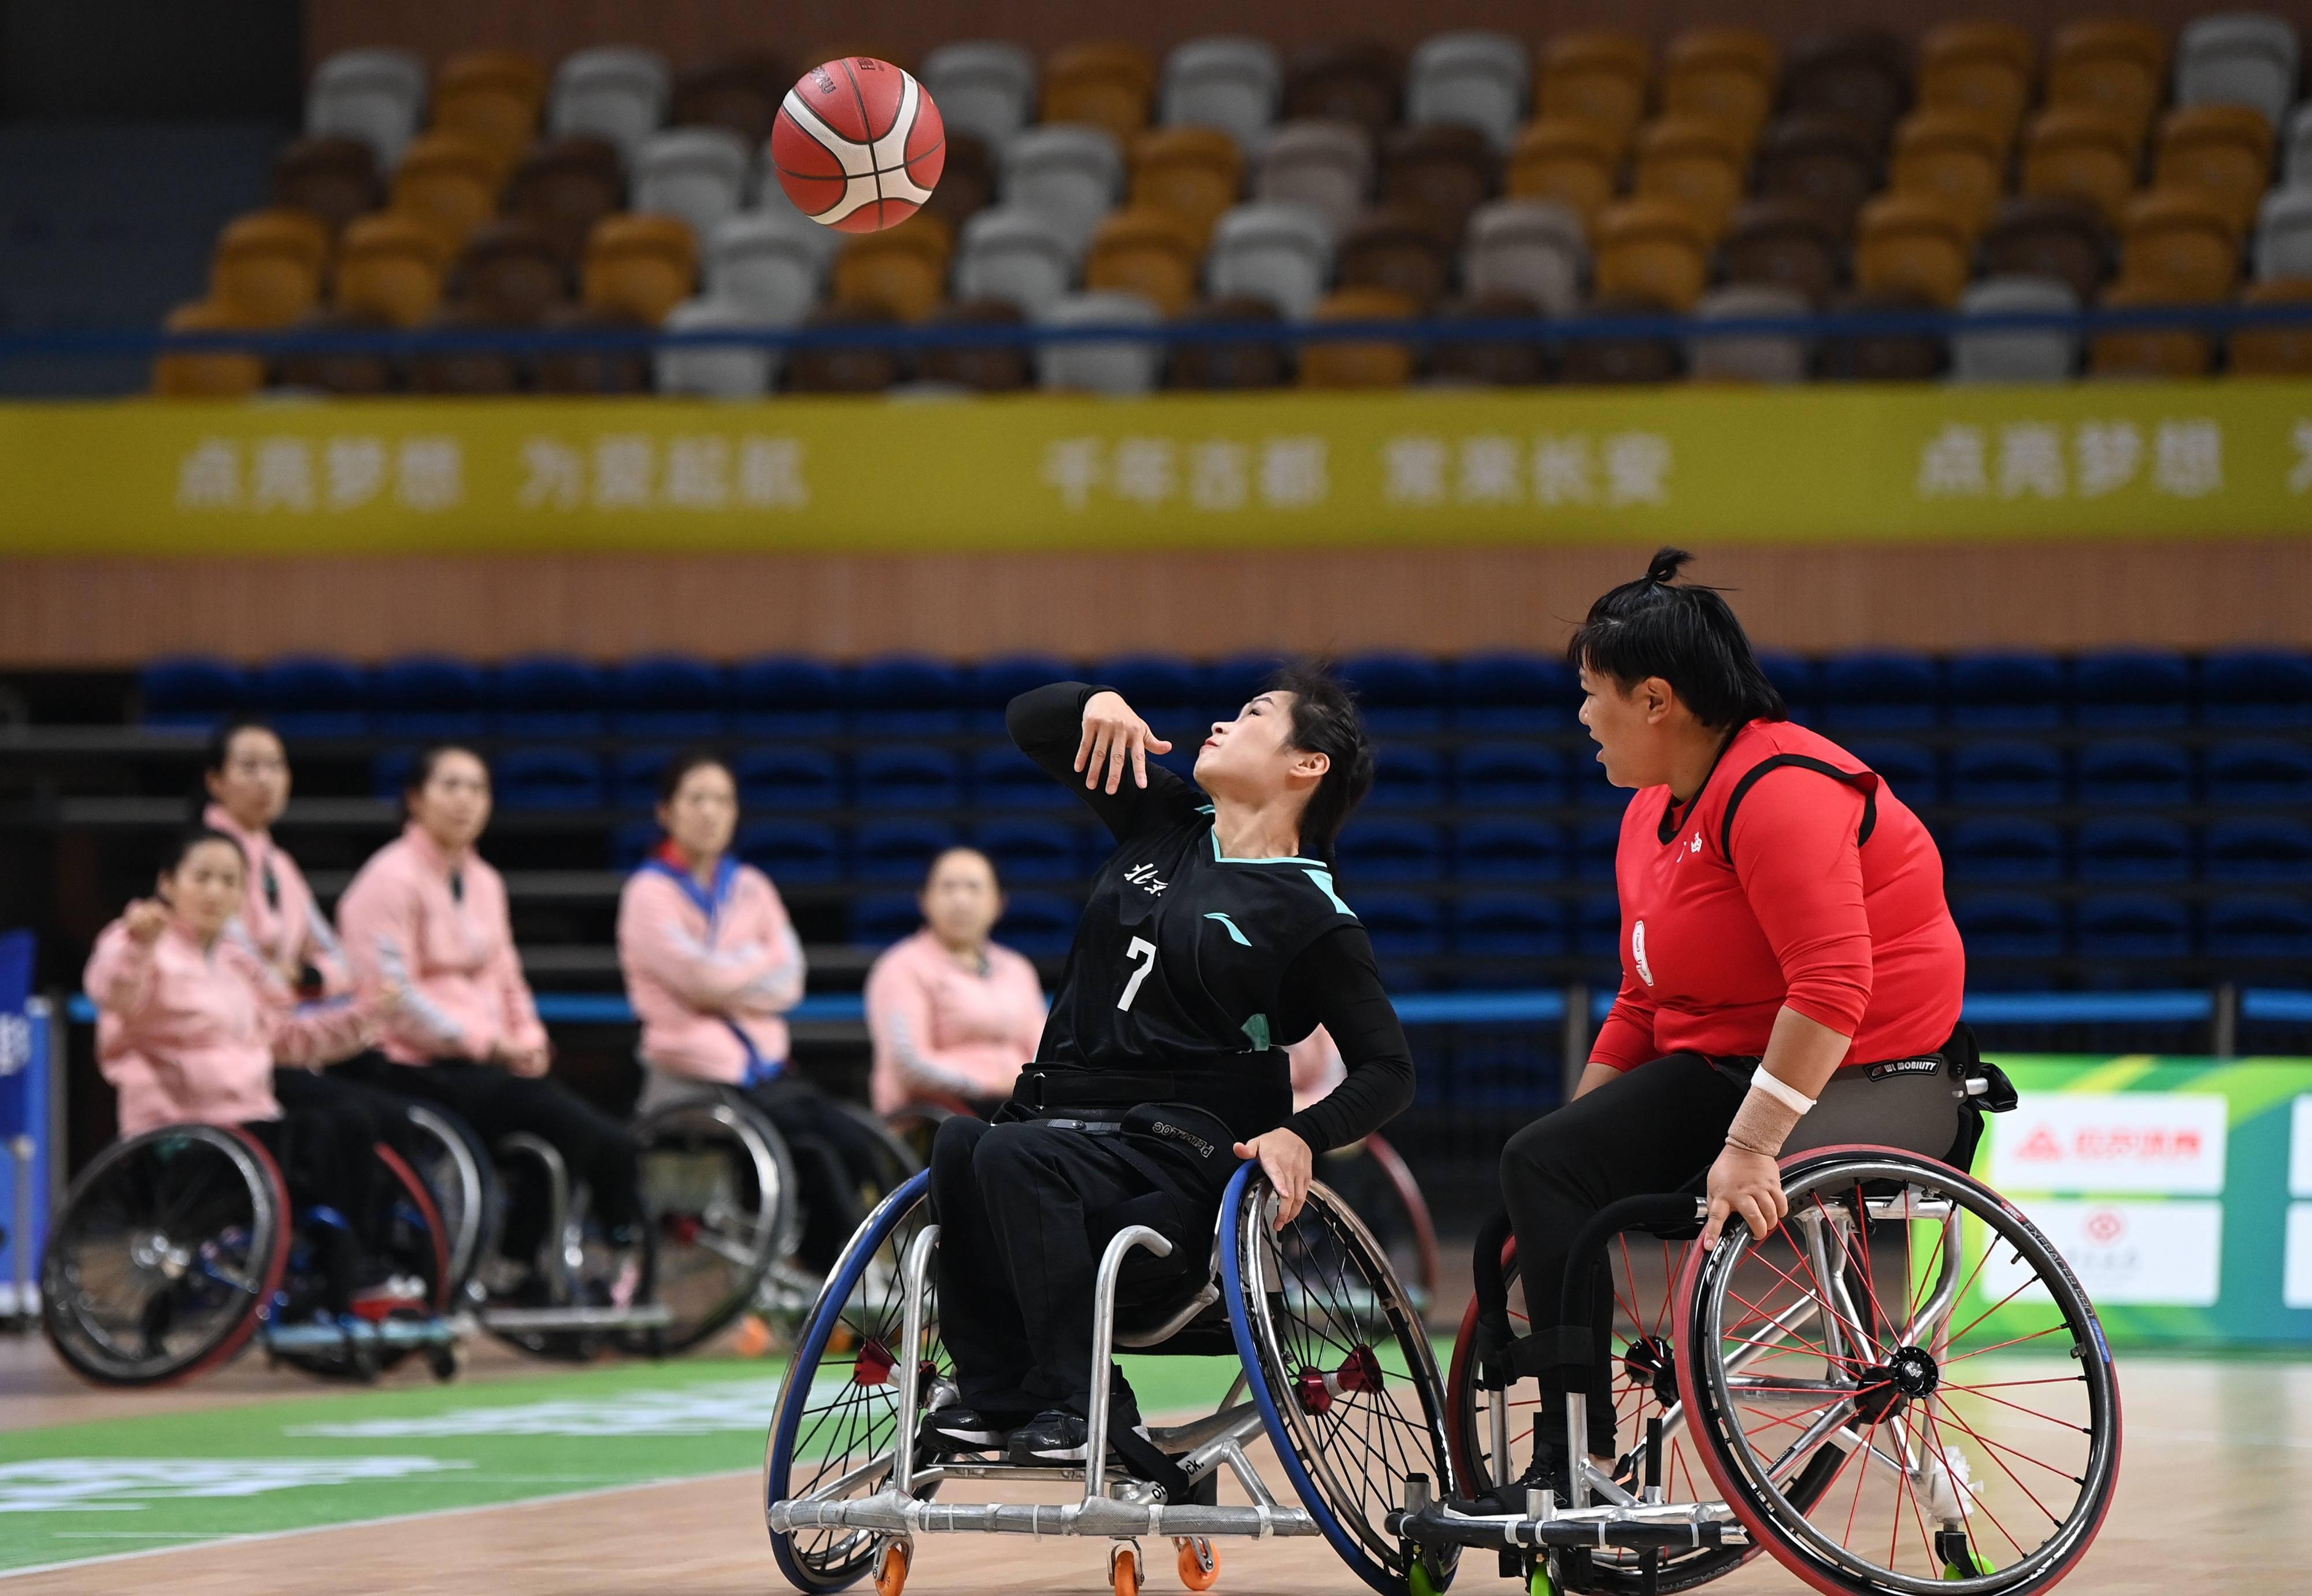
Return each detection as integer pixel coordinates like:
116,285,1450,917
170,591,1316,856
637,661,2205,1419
1,380,2307,556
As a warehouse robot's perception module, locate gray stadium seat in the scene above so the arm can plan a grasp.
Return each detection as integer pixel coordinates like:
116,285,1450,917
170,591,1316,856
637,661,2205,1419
1464,199,1586,315
1407,31,1531,151
1161,37,1284,147
654,295,776,397
2287,102,2312,186
551,47,672,162
953,204,1079,316
1951,275,2081,382
1687,283,1812,383
921,42,1039,151
1037,290,1162,394
633,127,751,240
706,210,831,324
1000,123,1125,252
2174,13,2300,128
1206,200,1335,319
306,49,427,169
2254,186,2312,279
1251,120,1372,236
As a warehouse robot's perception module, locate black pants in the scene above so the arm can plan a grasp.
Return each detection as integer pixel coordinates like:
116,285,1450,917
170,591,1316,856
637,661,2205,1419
241,1104,386,1313
1499,1052,1963,1457
929,1107,1234,1423
739,1074,887,1273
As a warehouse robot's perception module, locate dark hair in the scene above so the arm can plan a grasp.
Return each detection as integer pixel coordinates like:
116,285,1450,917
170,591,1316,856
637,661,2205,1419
161,825,246,877
1264,660,1376,864
203,714,281,776
1565,548,1787,730
656,747,732,808
403,744,488,804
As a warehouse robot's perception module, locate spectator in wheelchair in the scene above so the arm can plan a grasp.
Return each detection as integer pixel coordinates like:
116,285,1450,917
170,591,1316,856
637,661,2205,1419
863,846,1046,1118
618,749,895,1271
85,826,412,1314
334,744,646,1301
1494,547,1972,1504
920,664,1412,1469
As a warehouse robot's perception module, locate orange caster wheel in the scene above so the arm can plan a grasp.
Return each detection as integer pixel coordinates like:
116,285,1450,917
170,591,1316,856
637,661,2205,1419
873,1539,910,1596
1176,1536,1220,1591
1111,1542,1143,1596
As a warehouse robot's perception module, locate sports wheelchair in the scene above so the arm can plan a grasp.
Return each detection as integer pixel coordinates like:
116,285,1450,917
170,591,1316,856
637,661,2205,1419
765,1160,1458,1596
40,1122,461,1385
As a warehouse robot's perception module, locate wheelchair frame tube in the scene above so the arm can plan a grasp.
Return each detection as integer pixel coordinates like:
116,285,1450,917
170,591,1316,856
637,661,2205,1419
1084,1224,1173,1501
890,1222,942,1498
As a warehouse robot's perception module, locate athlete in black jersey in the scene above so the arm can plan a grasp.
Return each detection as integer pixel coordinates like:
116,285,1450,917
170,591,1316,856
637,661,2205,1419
924,666,1416,1466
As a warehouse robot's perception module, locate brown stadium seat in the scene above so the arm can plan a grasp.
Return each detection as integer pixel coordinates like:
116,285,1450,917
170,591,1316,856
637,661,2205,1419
785,301,905,393
917,298,1033,392
1661,28,1778,150
1594,197,1711,311
533,302,653,394
431,51,546,177
923,131,996,235
2152,104,2278,235
1889,108,2011,236
1085,208,1202,316
1817,287,1945,379
2088,276,2211,376
2118,187,2243,302
672,53,793,146
1559,292,1682,383
1379,124,1499,245
1335,205,1457,312
1631,114,1749,241
2021,108,2142,227
1782,30,1914,148
505,136,627,265
271,136,383,235
407,305,523,394
391,132,504,257
1854,193,1974,305
583,212,701,325
1719,198,1847,306
151,298,264,397
275,308,398,395
1754,113,1882,234
2048,19,2169,146
1129,126,1244,249
1918,22,2037,149
2230,278,2312,375
1429,288,1548,384
829,217,951,322
1044,42,1157,144
335,212,450,327
1165,295,1289,389
209,209,330,327
1298,286,1418,388
453,220,570,324
1537,31,1652,155
1506,116,1620,231
1981,193,2115,301
1282,40,1402,139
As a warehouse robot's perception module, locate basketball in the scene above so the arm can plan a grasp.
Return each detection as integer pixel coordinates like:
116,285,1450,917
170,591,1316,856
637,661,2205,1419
770,57,945,233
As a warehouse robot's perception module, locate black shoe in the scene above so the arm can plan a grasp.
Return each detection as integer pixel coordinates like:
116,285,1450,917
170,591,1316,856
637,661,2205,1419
1477,1438,1570,1513
918,1406,1023,1457
1007,1408,1090,1464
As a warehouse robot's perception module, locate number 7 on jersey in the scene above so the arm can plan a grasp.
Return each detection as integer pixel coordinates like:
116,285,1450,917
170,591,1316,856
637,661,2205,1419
1117,936,1157,1011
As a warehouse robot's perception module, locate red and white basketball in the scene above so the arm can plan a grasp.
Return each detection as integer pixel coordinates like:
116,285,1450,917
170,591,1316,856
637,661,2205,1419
770,57,945,233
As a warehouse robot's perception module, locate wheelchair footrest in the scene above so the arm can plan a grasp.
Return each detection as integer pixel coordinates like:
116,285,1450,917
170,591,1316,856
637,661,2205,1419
770,1487,1321,1540
478,1304,673,1332
1387,1500,1733,1554
261,1314,465,1353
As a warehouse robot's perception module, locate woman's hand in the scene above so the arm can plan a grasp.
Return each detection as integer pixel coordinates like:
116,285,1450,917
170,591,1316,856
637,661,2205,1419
1234,1128,1314,1228
1075,691,1173,795
1700,1143,1789,1247
492,1039,551,1077
122,899,171,944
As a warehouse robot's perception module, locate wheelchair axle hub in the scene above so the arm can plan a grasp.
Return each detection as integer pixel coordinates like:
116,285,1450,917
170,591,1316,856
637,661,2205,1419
854,1337,896,1387
1295,1346,1384,1414
1856,1345,1940,1423
1620,1336,1677,1408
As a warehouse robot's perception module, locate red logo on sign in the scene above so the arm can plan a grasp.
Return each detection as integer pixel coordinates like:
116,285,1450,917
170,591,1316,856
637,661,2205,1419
2018,1126,2063,1161
2084,1209,2125,1245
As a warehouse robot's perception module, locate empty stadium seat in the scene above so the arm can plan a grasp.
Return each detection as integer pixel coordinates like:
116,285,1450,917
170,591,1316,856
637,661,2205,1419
1951,893,2066,957
2077,817,2192,882
1364,745,1445,808
735,747,843,810
1253,120,1373,236
612,746,675,808
2074,649,2194,727
1632,115,1749,240
2080,739,2195,806
1781,29,1913,146
1282,40,1400,138
1952,740,2066,807
1038,289,1162,394
921,42,1038,150
2254,188,2312,280
210,210,327,327
1754,650,1820,719
1408,31,1530,150
1437,745,1555,812
1161,37,1280,146
964,654,1074,730
1165,295,1288,388
1537,30,1651,153
954,205,1078,315
1855,194,1974,305
925,132,997,236
271,135,382,235
706,210,829,324
1454,893,1566,958
1129,126,1245,248
2208,894,2312,959
307,48,427,169
1594,199,1711,310
654,295,775,397
610,655,726,737
405,302,521,397
1753,113,1880,232
1002,123,1125,251
1337,206,1455,310
390,133,502,255
1339,819,1443,880
1687,283,1811,383
1462,199,1585,316
1891,108,2009,235
1847,739,1939,802
1356,891,1446,960
2088,277,2215,376
1298,286,1417,387
1431,290,1549,384
1334,651,1443,732
2174,13,2299,128
915,298,1033,392
971,817,1081,882
1719,198,1844,306
1506,116,1619,231
1455,653,1574,731
2226,279,2312,380
1948,651,2065,728
1816,288,1946,380
1662,27,1778,146
831,223,950,323
533,303,654,394
1379,124,1499,242
852,656,964,735
996,893,1081,957
2022,108,2142,225
2077,894,2193,962
495,654,606,736
849,888,923,944
2289,101,2312,183
967,743,1064,812
432,50,546,175
584,213,698,324
1096,651,1203,716
375,656,488,738
1951,276,2081,382
1981,195,2114,303
550,46,670,160
1575,892,1625,960
1043,42,1156,144
633,128,750,242
1820,651,1940,728
1206,200,1334,318
2154,104,2278,235
455,220,570,325
2048,18,2168,142
1948,819,2066,882
1574,817,1624,880
1918,21,2035,146
2203,649,2312,725
2209,738,2312,805
506,136,628,264
2208,818,2312,881
672,52,791,146
608,818,660,869
1085,208,1201,315
739,820,843,886
857,819,962,882
1457,819,1565,882
254,656,369,737
495,747,606,809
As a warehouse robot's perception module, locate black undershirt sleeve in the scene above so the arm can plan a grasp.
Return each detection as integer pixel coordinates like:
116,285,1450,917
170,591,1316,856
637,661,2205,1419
1007,682,1202,844
1277,925,1415,1154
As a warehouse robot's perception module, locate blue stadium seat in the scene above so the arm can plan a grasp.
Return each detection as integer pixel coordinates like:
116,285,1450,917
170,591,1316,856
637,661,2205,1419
374,656,488,739
1454,893,1566,957
855,819,959,882
1366,745,1445,808
2076,818,2191,883
2207,739,2312,806
735,746,843,810
1570,747,1627,809
370,748,416,801
1457,742,1563,808
608,817,661,870
1455,819,1565,882
855,745,962,809
731,655,842,737
494,654,606,737
736,820,843,884
1944,819,2065,883
1355,892,1446,958
1342,651,1445,734
2077,740,2193,808
612,746,675,809
2201,650,2312,727
1204,652,1284,723
971,743,1073,810
610,654,727,738
1819,651,1939,730
1574,817,1622,881
1753,650,1818,723
1847,740,1939,805
139,656,248,728
1453,653,1575,732
2076,894,2192,962
1947,651,2064,730
1096,653,1207,744
1949,893,2066,958
1338,820,1443,882
970,817,1081,882
965,653,1074,732
2206,895,2312,960
851,654,963,735
1951,742,2065,808
996,892,1080,957
2206,819,2312,882
2073,650,2192,728
849,890,924,946
1574,893,1624,960
257,655,371,737
494,747,605,809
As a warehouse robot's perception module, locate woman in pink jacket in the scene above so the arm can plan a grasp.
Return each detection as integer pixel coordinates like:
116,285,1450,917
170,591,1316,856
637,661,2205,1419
863,847,1046,1117
617,751,887,1270
336,746,642,1277
200,716,350,995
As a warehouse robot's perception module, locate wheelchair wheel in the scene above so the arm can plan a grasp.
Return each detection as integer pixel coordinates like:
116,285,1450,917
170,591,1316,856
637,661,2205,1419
484,1137,659,1362
1222,1164,1459,1596
399,1104,495,1309
40,1125,290,1387
1322,1134,1442,1322
635,1095,791,1353
1673,1147,2122,1596
883,1102,959,1168
765,1172,944,1593
268,1142,454,1382
836,1101,924,1197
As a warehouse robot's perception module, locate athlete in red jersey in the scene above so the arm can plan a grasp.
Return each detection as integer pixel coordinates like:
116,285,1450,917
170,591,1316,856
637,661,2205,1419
1492,548,1974,1502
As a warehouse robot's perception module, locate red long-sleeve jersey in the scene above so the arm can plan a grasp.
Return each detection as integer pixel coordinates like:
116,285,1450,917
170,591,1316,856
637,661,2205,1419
1588,719,1965,1074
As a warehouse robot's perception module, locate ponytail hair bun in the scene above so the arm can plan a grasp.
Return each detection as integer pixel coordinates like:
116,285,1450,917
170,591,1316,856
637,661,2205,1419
1566,549,1787,731
1646,546,1694,586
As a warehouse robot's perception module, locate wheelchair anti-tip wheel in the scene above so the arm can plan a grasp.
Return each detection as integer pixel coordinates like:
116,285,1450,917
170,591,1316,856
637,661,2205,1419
1674,1147,2122,1596
636,1094,793,1353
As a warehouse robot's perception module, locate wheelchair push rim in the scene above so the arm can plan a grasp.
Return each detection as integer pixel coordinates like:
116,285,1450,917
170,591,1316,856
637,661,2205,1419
1673,1147,2122,1596
401,1102,494,1307
636,1096,790,1354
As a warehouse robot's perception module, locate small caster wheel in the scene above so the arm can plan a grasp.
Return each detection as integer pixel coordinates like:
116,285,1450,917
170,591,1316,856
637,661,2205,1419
427,1340,461,1382
1409,1553,1450,1596
1110,1541,1143,1596
1526,1557,1559,1596
1175,1536,1218,1591
873,1539,910,1596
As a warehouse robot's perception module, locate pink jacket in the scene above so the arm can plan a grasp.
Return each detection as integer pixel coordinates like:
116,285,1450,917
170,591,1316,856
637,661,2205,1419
204,802,351,995
864,930,1046,1113
336,823,547,1066
1288,1026,1345,1114
617,853,806,1083
87,916,372,1138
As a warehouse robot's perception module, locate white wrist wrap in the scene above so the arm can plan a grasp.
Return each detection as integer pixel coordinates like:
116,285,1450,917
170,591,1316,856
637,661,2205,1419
1748,1068,1818,1115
